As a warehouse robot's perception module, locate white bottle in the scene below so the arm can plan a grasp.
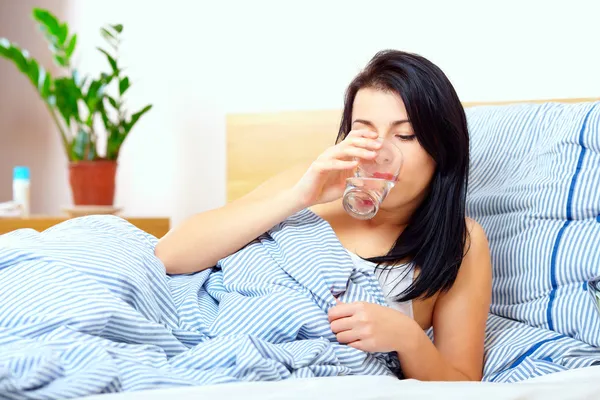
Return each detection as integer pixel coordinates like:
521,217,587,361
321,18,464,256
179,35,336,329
13,166,30,217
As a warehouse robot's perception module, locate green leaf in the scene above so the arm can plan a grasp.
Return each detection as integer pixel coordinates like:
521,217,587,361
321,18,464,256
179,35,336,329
107,96,119,109
0,39,53,101
32,8,64,46
58,23,68,45
32,9,58,30
119,77,130,95
99,102,112,131
111,24,123,33
96,47,118,72
125,104,152,133
65,34,77,58
54,54,68,67
27,59,39,87
85,79,103,111
106,127,123,160
100,27,115,41
99,72,115,86
86,80,102,101
101,25,121,51
0,38,9,56
100,72,112,81
6,45,29,73
54,92,73,126
39,68,52,98
54,77,81,127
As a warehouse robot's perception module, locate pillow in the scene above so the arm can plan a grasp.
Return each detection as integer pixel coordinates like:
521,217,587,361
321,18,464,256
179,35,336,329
465,101,600,347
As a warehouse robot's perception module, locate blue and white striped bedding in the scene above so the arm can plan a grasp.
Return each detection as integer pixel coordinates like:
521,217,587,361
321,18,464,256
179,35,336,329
0,211,597,398
482,314,599,382
465,100,600,379
0,211,400,399
1,100,600,398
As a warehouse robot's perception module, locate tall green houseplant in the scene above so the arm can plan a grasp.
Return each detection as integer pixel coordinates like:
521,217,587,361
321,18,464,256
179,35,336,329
0,8,152,206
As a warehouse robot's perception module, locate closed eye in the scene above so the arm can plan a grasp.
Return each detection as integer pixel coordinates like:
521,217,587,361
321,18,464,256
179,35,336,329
396,134,416,141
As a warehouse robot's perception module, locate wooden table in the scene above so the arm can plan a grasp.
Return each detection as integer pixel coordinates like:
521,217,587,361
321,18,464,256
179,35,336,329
0,216,171,238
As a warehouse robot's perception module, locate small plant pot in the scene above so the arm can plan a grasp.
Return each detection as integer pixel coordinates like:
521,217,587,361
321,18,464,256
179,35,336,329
68,160,117,206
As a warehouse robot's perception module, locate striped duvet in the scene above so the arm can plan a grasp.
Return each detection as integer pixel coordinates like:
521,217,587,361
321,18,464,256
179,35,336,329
0,211,399,399
1,210,597,399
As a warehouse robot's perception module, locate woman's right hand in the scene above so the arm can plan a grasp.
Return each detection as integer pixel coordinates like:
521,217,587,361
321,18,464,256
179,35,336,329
292,129,382,208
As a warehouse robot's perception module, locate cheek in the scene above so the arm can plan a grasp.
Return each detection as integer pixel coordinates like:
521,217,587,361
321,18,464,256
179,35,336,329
385,148,435,203
399,147,435,185
381,142,436,208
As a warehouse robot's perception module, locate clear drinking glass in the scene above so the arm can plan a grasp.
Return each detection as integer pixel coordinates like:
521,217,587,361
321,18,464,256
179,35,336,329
342,138,403,220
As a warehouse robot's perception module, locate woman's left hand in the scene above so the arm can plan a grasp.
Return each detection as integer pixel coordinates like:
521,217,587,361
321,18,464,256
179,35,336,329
328,299,417,353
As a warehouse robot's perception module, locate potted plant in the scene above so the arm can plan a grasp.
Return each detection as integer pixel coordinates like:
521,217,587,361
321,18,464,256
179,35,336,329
0,8,152,206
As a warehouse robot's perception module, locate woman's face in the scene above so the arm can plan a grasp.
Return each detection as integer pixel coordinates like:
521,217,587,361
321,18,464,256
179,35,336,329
350,87,436,211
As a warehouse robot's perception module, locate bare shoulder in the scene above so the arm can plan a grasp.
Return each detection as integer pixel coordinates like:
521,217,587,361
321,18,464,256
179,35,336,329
454,217,492,293
466,217,486,240
464,218,491,263
309,200,344,222
436,218,492,303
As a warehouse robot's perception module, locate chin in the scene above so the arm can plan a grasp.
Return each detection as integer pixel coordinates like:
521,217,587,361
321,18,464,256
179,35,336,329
380,199,407,210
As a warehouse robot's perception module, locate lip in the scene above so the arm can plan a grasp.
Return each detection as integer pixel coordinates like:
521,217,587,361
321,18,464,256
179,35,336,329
372,172,396,181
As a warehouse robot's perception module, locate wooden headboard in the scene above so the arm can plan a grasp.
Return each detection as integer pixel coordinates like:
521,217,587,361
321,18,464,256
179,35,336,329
226,97,599,202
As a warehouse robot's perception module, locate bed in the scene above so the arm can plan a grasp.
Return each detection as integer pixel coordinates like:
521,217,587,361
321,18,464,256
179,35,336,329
223,97,600,399
95,97,600,399
80,367,600,400
2,97,600,399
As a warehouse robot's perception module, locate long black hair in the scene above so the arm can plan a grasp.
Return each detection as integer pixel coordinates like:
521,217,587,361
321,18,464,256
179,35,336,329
337,50,470,301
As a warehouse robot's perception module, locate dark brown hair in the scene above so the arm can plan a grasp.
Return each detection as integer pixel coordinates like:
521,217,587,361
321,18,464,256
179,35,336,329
337,50,470,300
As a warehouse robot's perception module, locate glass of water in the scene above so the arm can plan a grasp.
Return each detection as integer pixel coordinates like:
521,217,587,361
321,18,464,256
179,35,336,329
342,137,403,220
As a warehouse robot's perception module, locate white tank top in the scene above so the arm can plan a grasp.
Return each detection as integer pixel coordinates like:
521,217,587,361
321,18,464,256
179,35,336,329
346,249,414,319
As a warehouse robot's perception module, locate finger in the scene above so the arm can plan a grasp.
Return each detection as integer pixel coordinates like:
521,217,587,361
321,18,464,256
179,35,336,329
330,316,354,333
346,129,378,139
344,137,382,151
336,329,361,344
314,159,358,173
347,340,367,352
328,303,356,322
333,145,377,161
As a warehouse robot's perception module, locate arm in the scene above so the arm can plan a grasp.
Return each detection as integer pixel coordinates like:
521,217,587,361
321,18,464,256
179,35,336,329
155,129,380,275
329,219,492,381
396,219,492,380
155,164,308,275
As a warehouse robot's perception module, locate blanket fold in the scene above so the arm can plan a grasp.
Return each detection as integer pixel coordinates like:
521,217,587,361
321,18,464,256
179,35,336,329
0,210,398,399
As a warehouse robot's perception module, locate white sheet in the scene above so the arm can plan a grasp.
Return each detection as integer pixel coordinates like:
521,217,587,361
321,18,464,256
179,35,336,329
81,366,600,400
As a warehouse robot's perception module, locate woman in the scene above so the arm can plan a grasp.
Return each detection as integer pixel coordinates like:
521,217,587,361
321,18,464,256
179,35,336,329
155,50,492,382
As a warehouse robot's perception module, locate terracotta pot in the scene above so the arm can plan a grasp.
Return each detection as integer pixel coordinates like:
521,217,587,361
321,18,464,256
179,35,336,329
68,160,117,206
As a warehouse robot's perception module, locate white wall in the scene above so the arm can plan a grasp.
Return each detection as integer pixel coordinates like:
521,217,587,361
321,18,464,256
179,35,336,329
4,0,600,226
